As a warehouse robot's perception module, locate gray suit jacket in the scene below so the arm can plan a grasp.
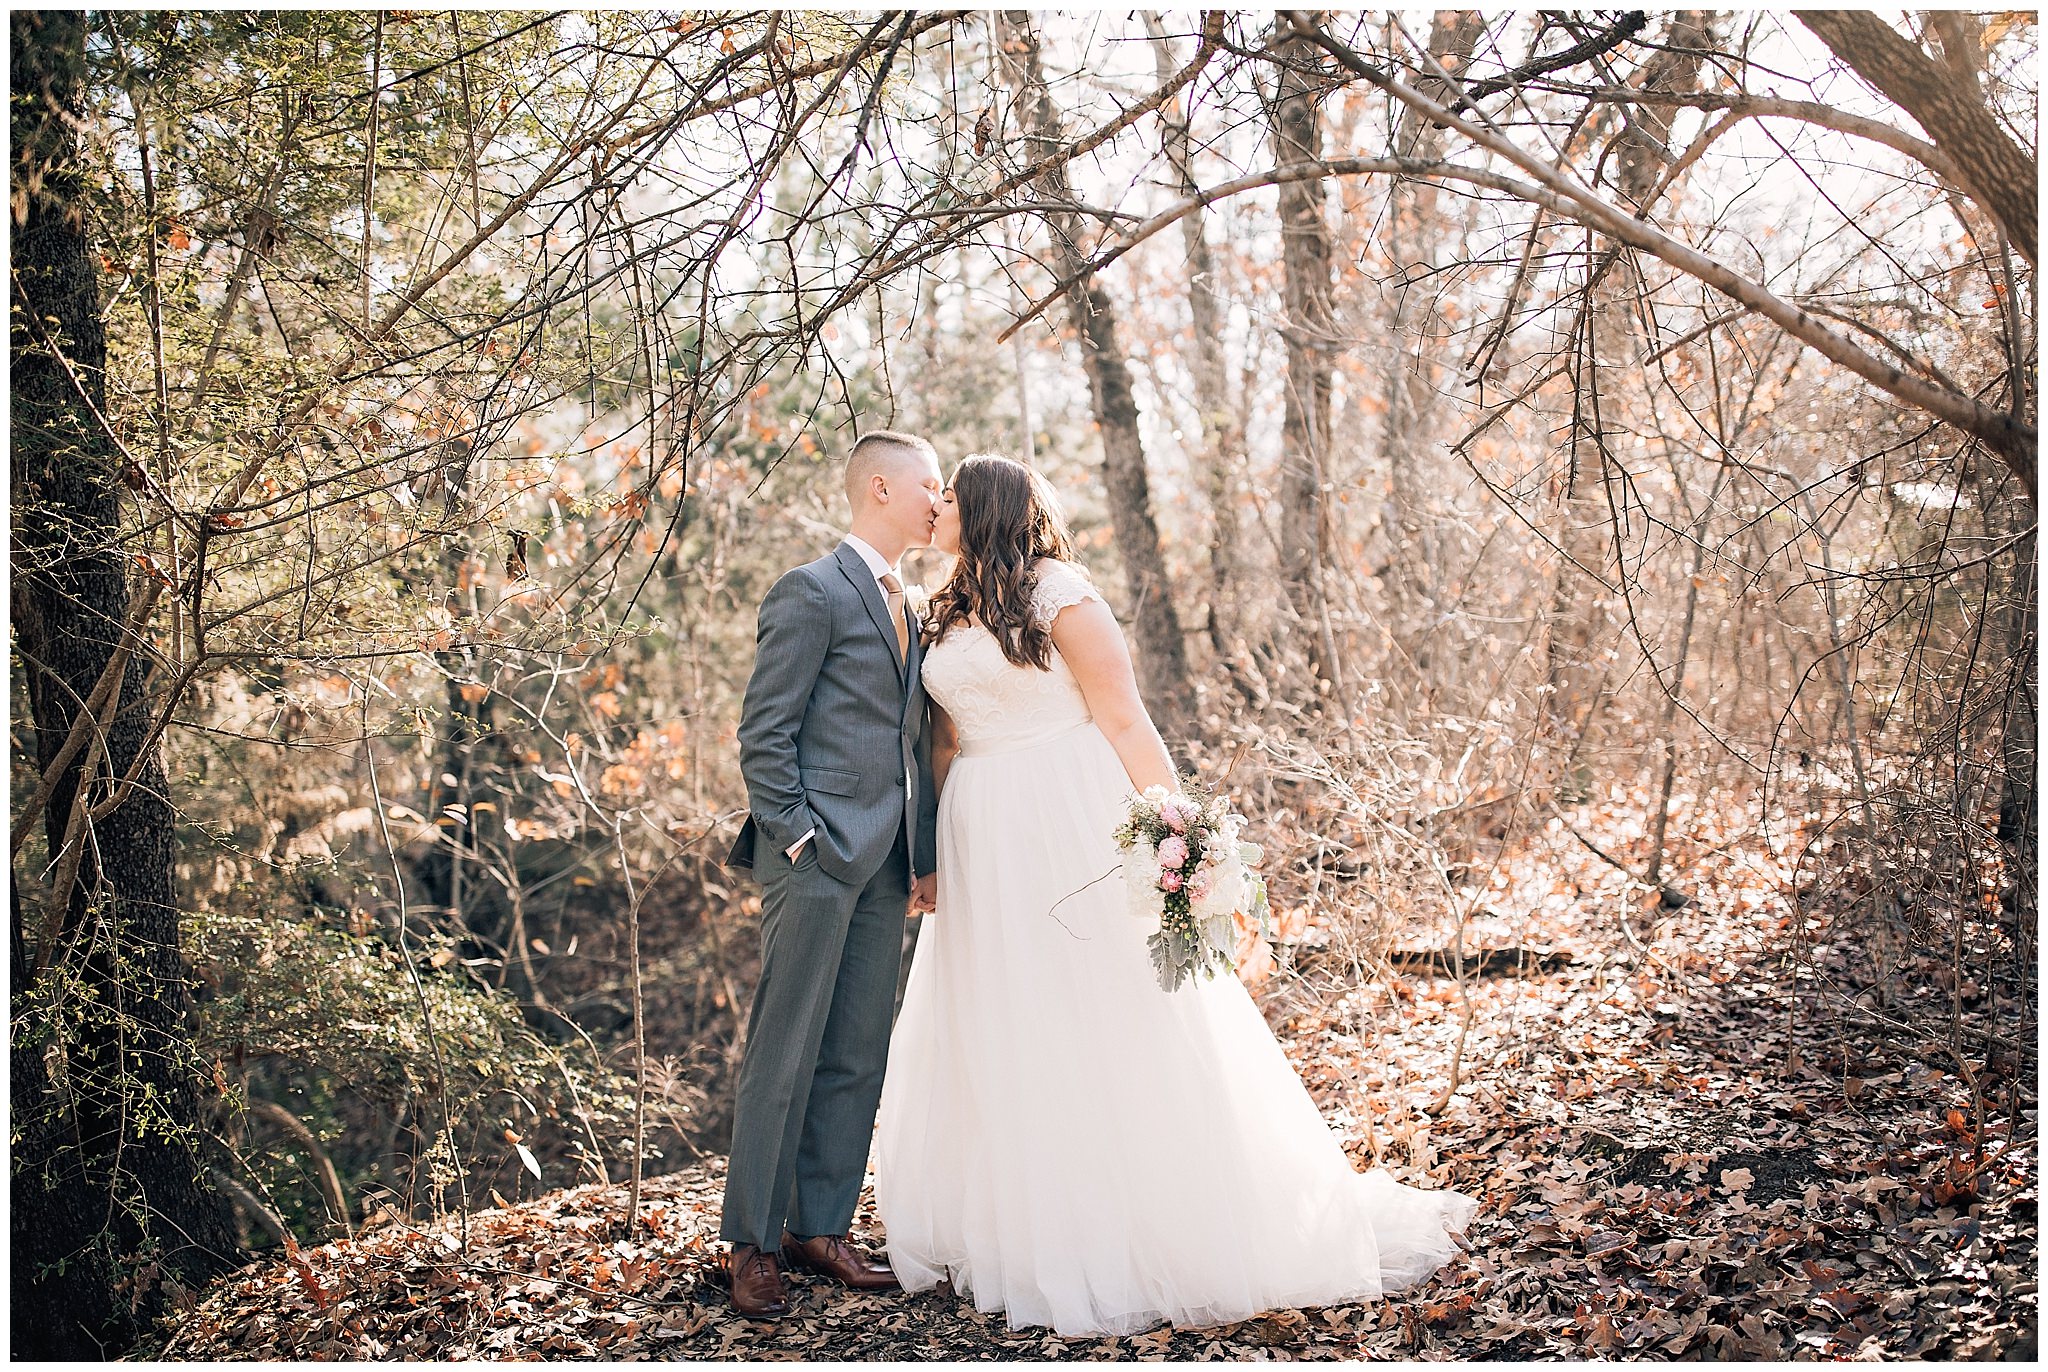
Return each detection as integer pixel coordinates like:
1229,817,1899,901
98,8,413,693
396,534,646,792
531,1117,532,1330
726,542,938,885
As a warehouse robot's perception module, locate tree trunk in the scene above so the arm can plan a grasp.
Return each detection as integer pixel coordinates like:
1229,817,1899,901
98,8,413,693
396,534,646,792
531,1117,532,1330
1544,12,1715,801
10,11,240,1357
420,527,501,955
1269,17,1342,699
1797,10,2034,265
1147,14,1251,683
1997,526,2036,935
996,11,1196,732
1376,10,1484,660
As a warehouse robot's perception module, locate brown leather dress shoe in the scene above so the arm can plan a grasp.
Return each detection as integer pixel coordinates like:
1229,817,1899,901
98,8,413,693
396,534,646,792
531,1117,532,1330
780,1231,901,1291
724,1243,791,1317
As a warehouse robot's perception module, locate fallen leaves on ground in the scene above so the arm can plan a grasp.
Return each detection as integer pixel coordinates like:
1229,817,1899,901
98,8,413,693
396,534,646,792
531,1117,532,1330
150,798,2034,1361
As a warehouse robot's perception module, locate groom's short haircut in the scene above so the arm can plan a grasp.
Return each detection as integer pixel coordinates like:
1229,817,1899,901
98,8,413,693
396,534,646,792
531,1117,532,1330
844,429,938,506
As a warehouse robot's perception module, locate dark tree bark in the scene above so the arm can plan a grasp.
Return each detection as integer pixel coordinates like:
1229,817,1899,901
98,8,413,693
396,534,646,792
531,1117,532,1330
10,11,241,1357
996,11,1197,732
1269,16,1342,698
1997,527,2036,935
418,518,508,965
1797,10,2035,265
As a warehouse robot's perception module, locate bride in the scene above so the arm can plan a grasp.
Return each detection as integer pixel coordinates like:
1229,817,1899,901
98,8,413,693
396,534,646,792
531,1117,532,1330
873,454,1477,1337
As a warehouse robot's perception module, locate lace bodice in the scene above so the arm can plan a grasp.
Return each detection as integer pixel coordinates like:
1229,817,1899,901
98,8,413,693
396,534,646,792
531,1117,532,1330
921,560,1104,755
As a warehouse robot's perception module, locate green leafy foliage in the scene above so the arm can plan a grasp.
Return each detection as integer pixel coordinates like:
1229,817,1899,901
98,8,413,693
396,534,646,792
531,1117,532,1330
186,899,631,1243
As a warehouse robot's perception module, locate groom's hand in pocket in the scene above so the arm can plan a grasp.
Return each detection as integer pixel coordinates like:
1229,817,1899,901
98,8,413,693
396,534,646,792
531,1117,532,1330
909,873,936,916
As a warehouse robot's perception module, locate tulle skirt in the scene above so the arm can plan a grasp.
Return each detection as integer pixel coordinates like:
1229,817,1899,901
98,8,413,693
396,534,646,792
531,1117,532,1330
873,721,1478,1337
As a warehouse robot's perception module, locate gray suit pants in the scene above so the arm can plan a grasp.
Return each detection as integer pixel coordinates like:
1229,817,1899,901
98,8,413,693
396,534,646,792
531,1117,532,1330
720,826,909,1252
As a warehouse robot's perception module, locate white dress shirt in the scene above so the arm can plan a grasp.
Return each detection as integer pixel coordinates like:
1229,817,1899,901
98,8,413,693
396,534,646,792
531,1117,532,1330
787,536,903,860
840,532,898,586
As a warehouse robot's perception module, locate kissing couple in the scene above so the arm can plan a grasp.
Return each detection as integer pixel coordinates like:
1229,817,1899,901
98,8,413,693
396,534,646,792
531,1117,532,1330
719,429,1476,1336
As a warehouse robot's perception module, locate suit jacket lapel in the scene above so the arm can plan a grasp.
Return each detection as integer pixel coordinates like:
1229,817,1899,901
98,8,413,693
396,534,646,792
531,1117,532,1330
835,542,906,676
903,606,921,694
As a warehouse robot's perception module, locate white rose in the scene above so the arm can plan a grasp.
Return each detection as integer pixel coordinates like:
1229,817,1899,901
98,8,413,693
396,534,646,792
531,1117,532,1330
1203,856,1247,917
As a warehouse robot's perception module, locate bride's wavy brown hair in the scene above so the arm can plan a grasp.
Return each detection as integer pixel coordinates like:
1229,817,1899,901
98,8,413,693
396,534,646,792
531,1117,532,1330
923,454,1078,670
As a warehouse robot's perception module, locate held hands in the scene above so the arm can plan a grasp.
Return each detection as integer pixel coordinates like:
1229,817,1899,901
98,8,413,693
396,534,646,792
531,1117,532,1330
909,872,937,916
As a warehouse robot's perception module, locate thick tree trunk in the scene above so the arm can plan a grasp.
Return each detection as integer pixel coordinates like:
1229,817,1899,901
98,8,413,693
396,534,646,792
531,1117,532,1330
1147,14,1251,680
419,526,502,954
1997,527,2036,935
1544,12,1715,801
1269,18,1341,698
10,11,240,1357
1797,10,2035,265
996,11,1196,731
1543,290,1623,802
1377,10,1484,658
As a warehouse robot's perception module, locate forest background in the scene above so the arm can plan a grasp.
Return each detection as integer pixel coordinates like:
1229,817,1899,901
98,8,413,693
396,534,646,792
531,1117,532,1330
8,8,2036,1360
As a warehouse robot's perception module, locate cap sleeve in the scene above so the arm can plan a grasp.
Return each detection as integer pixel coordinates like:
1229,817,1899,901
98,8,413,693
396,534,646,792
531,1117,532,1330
1030,559,1102,629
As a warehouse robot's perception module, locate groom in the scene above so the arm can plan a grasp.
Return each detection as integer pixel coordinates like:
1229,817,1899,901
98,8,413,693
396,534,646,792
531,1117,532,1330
720,429,942,1317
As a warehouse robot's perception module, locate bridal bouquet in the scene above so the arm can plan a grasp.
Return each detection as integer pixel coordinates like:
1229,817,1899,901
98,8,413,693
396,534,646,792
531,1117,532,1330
1115,784,1271,993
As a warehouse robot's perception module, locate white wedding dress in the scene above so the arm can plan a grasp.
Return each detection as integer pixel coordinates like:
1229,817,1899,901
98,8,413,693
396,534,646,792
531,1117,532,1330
873,560,1477,1337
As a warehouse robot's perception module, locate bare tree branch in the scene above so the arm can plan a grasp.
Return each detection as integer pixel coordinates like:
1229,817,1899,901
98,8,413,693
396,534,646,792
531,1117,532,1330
1797,9,2036,264
1282,11,2036,494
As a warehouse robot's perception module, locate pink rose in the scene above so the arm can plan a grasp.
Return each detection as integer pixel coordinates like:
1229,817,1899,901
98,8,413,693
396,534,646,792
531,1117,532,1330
1160,797,1194,833
1158,869,1184,893
1156,835,1189,870
1189,869,1212,900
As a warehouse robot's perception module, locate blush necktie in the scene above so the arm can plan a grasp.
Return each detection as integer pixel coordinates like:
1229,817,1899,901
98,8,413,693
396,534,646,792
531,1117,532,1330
880,572,909,659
